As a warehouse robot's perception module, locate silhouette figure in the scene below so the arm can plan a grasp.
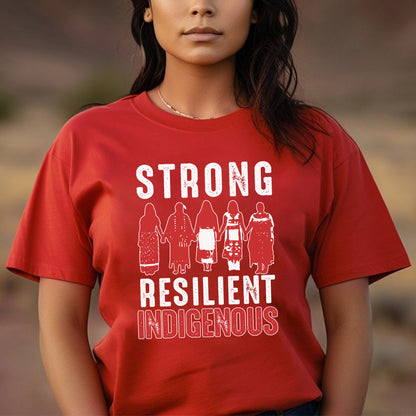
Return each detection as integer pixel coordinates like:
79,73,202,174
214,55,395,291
194,200,220,272
246,202,275,274
164,202,195,274
138,203,164,276
219,200,246,271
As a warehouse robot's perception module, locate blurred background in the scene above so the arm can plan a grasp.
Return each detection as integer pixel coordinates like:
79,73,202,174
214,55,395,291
0,0,415,414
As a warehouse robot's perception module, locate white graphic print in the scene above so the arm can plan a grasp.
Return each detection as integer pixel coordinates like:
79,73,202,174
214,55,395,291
195,200,220,272
254,161,273,195
246,202,275,274
229,162,249,197
219,200,245,271
136,160,279,340
137,203,164,276
135,161,273,199
137,200,276,275
181,164,199,198
164,202,195,275
137,275,279,339
204,163,222,197
158,164,175,198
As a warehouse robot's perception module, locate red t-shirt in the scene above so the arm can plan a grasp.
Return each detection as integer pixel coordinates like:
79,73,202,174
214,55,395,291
7,93,410,415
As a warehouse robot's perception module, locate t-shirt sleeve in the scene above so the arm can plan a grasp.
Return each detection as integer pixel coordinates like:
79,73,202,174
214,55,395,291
311,125,410,288
6,136,97,288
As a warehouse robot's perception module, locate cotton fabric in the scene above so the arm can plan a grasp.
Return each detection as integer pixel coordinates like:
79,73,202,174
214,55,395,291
7,93,410,415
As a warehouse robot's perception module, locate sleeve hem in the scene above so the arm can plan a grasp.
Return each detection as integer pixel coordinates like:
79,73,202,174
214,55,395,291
6,260,97,288
313,256,411,289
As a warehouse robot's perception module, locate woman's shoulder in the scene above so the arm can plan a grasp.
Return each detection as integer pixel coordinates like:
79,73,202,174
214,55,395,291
298,105,361,166
48,95,139,162
63,95,138,132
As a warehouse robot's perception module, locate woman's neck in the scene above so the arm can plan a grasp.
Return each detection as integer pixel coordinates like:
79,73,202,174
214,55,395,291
148,56,240,119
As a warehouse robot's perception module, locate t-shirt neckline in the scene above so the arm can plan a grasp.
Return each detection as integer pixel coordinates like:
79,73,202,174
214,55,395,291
130,91,250,132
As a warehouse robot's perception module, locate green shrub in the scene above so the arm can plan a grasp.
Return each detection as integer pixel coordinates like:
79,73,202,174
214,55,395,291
0,90,17,122
61,69,130,116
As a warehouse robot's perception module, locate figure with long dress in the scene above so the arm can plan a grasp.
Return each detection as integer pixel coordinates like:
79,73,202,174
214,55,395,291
164,202,195,274
194,200,220,272
246,202,275,274
219,200,246,271
138,203,164,276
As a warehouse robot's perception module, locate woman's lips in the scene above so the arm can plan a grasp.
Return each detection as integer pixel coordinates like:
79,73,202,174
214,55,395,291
183,26,222,41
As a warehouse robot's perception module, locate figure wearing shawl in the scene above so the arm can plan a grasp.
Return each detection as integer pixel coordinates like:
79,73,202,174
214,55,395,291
194,200,220,272
246,202,275,274
219,200,246,271
138,203,164,276
164,202,195,274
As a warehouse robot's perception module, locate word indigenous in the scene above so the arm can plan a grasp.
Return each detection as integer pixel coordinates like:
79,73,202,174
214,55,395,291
137,274,279,340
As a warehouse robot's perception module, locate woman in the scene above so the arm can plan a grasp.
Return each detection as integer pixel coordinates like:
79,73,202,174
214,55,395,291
194,200,220,272
246,202,275,274
219,200,246,271
7,0,410,415
163,202,195,275
138,203,164,276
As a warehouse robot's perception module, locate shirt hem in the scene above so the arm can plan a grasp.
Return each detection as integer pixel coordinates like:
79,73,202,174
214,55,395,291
313,255,411,289
6,259,97,288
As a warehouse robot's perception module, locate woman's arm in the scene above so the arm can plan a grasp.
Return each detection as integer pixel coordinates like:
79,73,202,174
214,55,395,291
319,277,373,416
38,278,108,415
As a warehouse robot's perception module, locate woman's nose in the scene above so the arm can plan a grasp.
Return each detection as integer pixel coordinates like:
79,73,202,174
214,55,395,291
190,2,216,17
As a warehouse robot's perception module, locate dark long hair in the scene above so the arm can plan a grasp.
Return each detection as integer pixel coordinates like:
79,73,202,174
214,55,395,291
129,0,322,161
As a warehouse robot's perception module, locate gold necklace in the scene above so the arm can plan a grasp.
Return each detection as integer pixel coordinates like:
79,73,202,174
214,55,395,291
158,86,199,119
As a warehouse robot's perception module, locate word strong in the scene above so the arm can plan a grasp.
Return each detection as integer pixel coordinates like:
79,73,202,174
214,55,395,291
136,161,273,199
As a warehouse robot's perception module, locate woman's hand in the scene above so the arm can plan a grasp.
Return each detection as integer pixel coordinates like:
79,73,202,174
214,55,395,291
319,277,373,416
39,278,108,415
